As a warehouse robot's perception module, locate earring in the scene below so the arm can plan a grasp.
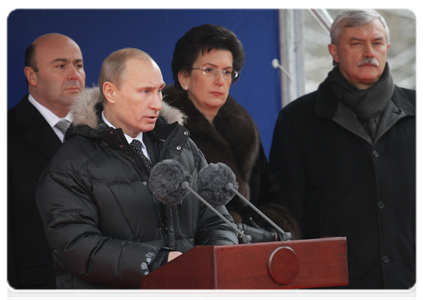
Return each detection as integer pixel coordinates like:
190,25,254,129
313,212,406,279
184,86,188,90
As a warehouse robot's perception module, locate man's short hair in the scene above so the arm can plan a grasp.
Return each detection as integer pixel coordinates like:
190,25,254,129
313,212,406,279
330,9,390,45
98,48,152,104
25,43,38,71
24,43,38,86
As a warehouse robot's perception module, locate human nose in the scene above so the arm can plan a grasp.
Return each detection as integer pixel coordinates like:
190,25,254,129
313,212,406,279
68,65,82,81
150,93,162,111
363,42,375,57
213,70,225,86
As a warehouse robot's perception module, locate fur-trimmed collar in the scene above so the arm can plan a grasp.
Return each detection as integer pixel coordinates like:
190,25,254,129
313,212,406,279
163,85,259,201
70,86,186,129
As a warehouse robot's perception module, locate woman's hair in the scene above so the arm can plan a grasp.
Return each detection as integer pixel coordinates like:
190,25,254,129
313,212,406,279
171,24,245,89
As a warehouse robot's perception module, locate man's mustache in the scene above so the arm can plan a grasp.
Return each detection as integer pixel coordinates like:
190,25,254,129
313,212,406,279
357,57,380,67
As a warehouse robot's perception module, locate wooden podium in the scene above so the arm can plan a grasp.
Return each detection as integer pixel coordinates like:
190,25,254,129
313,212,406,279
140,237,348,289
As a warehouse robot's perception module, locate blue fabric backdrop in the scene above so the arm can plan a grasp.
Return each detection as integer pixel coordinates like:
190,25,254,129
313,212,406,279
7,9,283,156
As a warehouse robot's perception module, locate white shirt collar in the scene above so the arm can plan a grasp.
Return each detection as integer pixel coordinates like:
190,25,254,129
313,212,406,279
28,94,72,126
28,94,72,142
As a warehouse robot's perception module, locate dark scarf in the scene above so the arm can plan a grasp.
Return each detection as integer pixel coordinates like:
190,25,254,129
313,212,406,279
327,63,394,140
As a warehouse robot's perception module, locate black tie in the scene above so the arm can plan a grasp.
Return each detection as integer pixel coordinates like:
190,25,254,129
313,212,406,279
130,139,153,171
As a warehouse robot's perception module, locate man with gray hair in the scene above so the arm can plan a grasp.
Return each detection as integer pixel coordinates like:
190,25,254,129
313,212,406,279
270,9,415,288
35,48,238,288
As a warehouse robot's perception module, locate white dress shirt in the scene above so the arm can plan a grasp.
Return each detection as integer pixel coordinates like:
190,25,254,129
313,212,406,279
28,94,72,143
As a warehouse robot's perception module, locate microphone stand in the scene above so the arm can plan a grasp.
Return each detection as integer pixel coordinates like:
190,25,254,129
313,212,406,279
226,183,292,241
181,182,251,244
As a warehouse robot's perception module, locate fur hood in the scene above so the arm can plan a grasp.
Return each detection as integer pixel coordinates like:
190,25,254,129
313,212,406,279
70,86,186,129
163,85,260,203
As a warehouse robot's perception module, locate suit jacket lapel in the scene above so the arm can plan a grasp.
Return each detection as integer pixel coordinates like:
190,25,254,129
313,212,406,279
15,96,62,158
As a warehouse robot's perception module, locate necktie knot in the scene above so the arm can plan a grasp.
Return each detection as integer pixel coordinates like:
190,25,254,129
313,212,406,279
130,139,153,171
55,119,71,135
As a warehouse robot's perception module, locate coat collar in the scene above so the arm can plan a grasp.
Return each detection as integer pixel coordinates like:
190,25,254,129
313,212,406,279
67,86,185,142
315,79,415,120
314,79,415,145
14,95,62,158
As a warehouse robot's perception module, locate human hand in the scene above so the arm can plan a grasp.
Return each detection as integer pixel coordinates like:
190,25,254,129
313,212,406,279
168,251,183,262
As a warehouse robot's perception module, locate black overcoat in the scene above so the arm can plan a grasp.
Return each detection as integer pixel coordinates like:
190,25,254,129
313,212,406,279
7,96,60,288
269,81,415,289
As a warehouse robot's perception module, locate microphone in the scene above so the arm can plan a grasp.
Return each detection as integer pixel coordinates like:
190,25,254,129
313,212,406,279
196,162,238,207
149,160,251,244
197,163,292,241
149,159,193,206
149,159,193,249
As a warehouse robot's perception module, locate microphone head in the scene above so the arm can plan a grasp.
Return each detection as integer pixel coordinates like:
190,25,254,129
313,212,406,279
197,162,239,207
149,159,193,206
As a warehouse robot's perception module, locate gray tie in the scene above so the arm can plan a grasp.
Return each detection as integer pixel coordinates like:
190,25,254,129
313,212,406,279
130,139,153,171
55,119,71,135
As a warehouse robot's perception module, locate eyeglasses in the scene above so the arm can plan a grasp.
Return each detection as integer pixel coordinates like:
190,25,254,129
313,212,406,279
191,67,239,80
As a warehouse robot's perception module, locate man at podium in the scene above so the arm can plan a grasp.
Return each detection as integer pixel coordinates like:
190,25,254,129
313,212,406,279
36,48,238,289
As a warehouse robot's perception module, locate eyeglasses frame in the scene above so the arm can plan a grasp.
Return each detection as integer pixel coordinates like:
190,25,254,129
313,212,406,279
190,67,239,80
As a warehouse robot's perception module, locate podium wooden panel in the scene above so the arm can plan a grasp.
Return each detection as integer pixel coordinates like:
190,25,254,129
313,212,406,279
140,237,348,289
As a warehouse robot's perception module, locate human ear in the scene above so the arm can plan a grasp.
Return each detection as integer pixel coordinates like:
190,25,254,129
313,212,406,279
103,82,116,104
24,66,37,87
178,70,191,90
328,44,340,64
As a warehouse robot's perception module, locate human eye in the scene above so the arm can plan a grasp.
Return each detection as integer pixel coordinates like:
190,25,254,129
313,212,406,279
222,70,232,76
203,67,214,74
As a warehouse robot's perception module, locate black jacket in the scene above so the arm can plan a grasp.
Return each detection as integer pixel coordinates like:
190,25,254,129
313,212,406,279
269,78,415,289
36,87,238,289
163,85,299,239
8,96,59,288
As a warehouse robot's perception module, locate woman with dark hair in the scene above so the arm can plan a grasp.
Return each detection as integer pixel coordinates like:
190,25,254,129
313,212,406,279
163,24,299,241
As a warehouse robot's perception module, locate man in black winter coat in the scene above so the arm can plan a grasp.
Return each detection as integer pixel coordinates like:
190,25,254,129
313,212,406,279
8,33,85,289
36,48,238,289
270,9,415,289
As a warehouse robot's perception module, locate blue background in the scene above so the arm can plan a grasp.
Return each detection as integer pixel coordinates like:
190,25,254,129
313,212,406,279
7,9,282,156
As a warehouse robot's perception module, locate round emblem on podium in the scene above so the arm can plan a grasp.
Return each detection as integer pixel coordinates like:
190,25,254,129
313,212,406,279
268,246,299,285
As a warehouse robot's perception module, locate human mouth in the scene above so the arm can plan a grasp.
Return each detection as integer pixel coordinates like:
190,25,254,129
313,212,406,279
65,86,81,93
145,115,158,123
210,91,223,96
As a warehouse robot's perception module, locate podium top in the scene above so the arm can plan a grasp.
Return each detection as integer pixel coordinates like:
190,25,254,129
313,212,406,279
140,237,348,289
